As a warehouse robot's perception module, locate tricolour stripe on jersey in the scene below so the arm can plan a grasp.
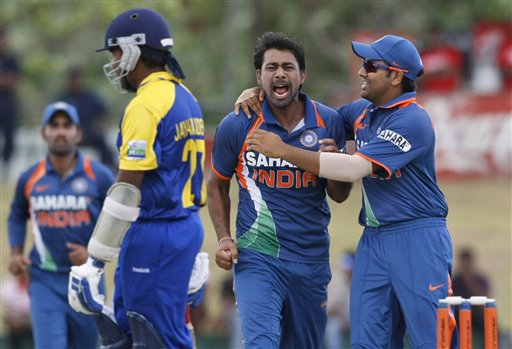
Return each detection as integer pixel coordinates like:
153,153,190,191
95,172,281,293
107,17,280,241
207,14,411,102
234,115,264,190
24,160,46,200
24,160,57,271
353,109,368,137
236,113,279,257
30,210,57,271
362,185,379,227
83,157,96,181
312,101,326,129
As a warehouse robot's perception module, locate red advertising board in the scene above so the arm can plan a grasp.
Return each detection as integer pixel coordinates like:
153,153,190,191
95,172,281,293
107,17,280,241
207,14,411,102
420,92,511,177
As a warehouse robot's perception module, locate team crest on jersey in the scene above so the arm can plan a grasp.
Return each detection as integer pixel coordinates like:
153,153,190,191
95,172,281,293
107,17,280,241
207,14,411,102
127,140,147,160
300,130,318,147
71,178,88,193
377,129,411,152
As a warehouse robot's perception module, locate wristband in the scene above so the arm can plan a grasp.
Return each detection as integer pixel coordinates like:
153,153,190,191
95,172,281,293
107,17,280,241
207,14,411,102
218,236,236,246
90,256,105,269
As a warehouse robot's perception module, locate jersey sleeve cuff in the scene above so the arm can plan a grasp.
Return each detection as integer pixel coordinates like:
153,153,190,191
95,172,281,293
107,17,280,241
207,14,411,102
354,152,392,179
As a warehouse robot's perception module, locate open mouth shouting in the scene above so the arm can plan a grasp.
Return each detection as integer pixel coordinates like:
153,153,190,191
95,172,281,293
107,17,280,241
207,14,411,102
272,82,290,100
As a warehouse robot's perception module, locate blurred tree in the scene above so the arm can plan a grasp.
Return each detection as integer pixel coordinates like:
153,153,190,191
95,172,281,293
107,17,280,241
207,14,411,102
0,0,510,128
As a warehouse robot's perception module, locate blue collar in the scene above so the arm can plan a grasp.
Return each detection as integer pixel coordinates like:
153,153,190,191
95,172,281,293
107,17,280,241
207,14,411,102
45,151,83,175
369,91,417,110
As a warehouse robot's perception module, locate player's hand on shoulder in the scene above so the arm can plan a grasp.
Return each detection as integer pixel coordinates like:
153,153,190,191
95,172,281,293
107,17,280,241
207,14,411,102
235,87,264,118
68,257,105,315
215,237,238,271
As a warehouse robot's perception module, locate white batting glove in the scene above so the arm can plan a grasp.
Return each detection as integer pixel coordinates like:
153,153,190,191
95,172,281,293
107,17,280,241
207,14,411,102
188,252,209,295
68,257,105,315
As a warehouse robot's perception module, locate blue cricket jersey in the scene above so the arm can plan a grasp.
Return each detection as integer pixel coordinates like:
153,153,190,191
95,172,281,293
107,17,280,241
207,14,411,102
8,152,114,273
212,93,345,263
116,71,206,220
337,92,448,227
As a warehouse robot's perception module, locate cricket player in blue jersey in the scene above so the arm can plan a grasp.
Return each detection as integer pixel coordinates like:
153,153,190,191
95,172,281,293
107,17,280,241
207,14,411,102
208,32,352,349
66,8,207,349
243,34,457,349
8,101,114,349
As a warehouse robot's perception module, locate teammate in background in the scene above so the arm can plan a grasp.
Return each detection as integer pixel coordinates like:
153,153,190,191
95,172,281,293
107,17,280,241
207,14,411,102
7,101,114,349
59,66,116,168
452,247,491,348
0,26,21,174
238,34,457,348
67,8,207,349
208,32,352,349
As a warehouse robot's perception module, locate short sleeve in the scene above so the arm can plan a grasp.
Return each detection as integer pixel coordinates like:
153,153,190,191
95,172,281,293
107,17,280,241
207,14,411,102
211,114,246,179
119,105,159,171
356,108,433,175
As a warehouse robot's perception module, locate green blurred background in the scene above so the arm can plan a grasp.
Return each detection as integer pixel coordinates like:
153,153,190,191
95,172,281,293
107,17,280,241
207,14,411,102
0,0,510,129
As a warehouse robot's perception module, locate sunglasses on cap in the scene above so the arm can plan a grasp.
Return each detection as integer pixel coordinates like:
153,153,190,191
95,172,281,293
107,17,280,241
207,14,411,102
362,59,409,74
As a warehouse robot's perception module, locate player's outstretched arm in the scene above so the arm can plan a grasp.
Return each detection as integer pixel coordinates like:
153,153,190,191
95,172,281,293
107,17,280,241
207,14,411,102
206,172,238,270
319,138,353,203
247,129,373,182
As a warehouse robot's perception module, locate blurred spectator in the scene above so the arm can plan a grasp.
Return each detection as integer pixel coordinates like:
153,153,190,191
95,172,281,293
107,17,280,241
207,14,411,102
59,66,116,168
498,39,512,90
324,251,354,349
470,22,512,94
0,273,33,349
419,26,465,93
452,247,491,348
212,275,243,349
0,26,21,173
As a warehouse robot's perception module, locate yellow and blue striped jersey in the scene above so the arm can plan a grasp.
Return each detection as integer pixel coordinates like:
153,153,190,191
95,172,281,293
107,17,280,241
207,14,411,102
117,71,206,220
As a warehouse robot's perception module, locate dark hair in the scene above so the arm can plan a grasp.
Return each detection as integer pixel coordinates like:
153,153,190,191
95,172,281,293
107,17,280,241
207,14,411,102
385,69,416,92
253,32,305,71
139,46,167,68
401,77,416,92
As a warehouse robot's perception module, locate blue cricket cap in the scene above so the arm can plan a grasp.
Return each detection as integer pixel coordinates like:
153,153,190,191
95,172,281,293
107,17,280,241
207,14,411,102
351,34,424,80
42,101,80,126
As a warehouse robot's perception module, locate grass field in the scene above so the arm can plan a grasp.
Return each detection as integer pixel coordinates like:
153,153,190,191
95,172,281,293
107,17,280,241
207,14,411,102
1,177,511,339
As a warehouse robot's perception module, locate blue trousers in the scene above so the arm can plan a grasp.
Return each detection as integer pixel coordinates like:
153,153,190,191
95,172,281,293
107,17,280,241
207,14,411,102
29,267,99,349
350,218,456,349
234,249,331,349
114,212,204,349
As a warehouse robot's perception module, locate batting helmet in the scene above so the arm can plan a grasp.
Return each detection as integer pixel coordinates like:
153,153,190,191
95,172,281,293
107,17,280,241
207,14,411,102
98,8,185,89
97,8,174,52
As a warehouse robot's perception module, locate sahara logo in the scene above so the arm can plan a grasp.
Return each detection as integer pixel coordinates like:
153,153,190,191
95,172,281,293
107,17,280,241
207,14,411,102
377,129,411,152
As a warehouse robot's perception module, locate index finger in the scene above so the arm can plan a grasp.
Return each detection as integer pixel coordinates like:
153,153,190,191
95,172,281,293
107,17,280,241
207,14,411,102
319,138,336,144
247,96,262,115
